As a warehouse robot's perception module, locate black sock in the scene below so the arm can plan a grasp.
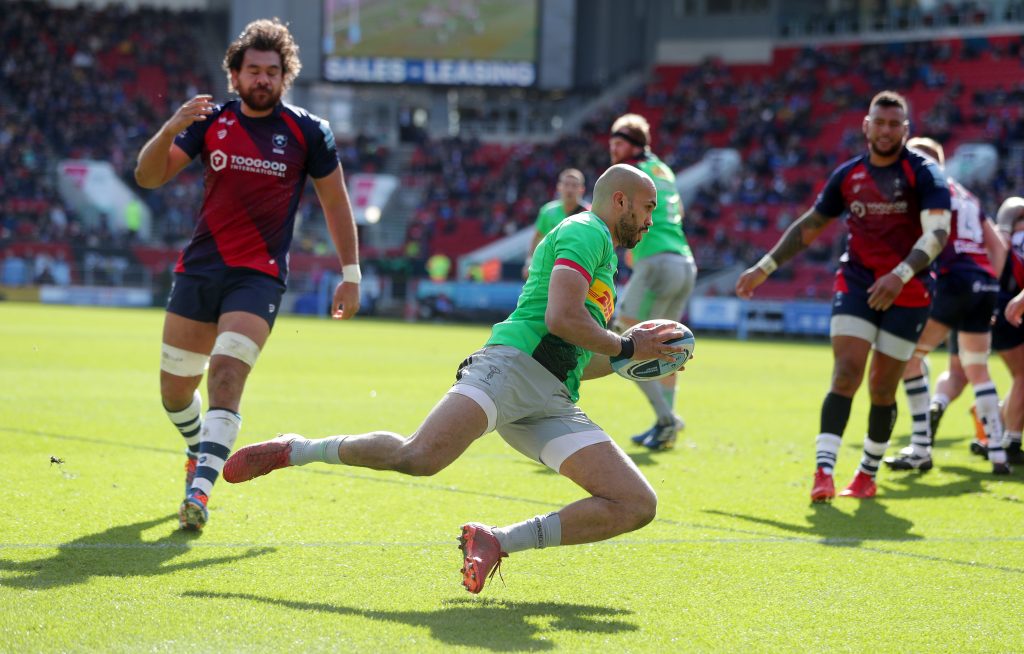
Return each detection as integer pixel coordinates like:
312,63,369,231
868,403,897,443
820,392,853,436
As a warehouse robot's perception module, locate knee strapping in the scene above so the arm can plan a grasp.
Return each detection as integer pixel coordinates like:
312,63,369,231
961,349,990,367
161,344,209,377
211,331,261,368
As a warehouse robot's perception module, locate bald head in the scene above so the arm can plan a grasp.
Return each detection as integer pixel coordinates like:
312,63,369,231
907,136,945,166
592,164,656,211
592,164,657,248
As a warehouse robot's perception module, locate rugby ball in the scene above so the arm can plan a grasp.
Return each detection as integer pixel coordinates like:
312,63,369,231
611,319,695,381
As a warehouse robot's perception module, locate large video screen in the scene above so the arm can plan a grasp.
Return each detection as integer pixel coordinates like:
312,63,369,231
322,0,538,86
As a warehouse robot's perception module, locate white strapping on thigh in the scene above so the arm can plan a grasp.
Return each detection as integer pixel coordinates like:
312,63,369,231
830,314,879,343
876,329,918,362
160,343,209,377
448,384,497,433
541,429,612,473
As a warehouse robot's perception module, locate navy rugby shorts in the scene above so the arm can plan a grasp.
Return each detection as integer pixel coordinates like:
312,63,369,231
929,271,997,334
167,268,286,329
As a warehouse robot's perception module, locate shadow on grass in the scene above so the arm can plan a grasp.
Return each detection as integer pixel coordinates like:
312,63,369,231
705,501,919,547
879,464,1024,500
183,590,637,651
705,504,1024,574
0,515,273,590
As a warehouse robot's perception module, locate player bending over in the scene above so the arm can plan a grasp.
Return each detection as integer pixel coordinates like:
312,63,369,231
224,165,687,593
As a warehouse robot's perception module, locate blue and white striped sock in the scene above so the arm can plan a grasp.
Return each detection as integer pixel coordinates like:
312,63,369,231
190,408,241,497
165,391,202,457
815,433,842,474
904,375,931,456
858,436,889,477
974,382,1005,464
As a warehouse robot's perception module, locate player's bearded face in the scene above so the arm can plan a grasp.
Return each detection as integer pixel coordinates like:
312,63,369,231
234,49,284,111
617,196,651,248
864,106,908,159
238,74,282,111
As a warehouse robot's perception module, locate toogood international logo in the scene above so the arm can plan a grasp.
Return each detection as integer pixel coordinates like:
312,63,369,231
210,150,228,171
850,201,866,217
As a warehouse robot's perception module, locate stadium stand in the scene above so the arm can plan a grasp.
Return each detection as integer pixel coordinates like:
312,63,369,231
0,1,388,288
3,1,1023,306
401,33,1024,301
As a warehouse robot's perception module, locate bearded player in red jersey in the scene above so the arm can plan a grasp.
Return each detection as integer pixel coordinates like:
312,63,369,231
737,91,951,502
135,19,361,530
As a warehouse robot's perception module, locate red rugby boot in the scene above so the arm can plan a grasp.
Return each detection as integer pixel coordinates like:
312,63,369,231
839,470,877,498
811,467,835,503
458,522,508,594
223,435,294,483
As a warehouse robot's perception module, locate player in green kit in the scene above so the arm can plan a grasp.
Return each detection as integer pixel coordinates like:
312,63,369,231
609,113,698,451
522,168,588,279
222,164,688,594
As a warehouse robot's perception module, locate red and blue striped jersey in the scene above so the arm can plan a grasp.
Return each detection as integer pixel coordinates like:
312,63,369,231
173,100,340,282
934,178,995,278
814,148,951,307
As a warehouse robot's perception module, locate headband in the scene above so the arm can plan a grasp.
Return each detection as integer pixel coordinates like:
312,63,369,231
610,130,646,148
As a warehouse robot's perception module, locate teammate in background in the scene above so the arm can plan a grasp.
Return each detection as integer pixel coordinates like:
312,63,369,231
882,137,1007,474
736,91,951,501
522,169,588,279
924,331,971,442
608,113,698,451
987,197,1024,463
223,165,687,594
134,19,361,530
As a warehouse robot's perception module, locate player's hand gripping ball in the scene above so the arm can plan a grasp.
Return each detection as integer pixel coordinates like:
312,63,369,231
611,319,695,381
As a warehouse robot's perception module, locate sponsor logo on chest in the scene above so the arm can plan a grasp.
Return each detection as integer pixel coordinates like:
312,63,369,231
209,149,288,177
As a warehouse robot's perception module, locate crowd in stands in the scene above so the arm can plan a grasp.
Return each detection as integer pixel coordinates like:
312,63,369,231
402,33,1024,299
4,2,1024,303
0,1,387,284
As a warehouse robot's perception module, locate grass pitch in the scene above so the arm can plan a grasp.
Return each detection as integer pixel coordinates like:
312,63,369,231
2,302,1023,652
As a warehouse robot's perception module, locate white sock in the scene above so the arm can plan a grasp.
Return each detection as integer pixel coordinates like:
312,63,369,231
975,382,1005,463
904,375,931,455
932,392,951,410
858,436,889,477
165,391,202,456
492,512,562,553
1008,431,1022,445
288,435,345,466
190,408,241,496
815,433,842,474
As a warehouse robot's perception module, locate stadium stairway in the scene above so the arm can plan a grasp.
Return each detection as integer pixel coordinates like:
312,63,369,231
370,143,424,251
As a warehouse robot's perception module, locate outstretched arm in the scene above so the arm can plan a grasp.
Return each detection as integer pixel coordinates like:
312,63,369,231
735,208,834,299
312,167,361,320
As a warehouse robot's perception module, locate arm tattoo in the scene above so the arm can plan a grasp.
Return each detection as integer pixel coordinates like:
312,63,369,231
769,210,833,266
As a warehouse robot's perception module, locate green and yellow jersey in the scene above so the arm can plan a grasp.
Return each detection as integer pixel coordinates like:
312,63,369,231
488,211,616,401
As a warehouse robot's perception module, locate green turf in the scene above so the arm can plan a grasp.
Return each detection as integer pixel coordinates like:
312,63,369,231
1,302,1022,652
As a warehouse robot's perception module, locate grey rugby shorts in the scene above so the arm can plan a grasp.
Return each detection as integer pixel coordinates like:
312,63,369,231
449,345,611,472
617,252,697,322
